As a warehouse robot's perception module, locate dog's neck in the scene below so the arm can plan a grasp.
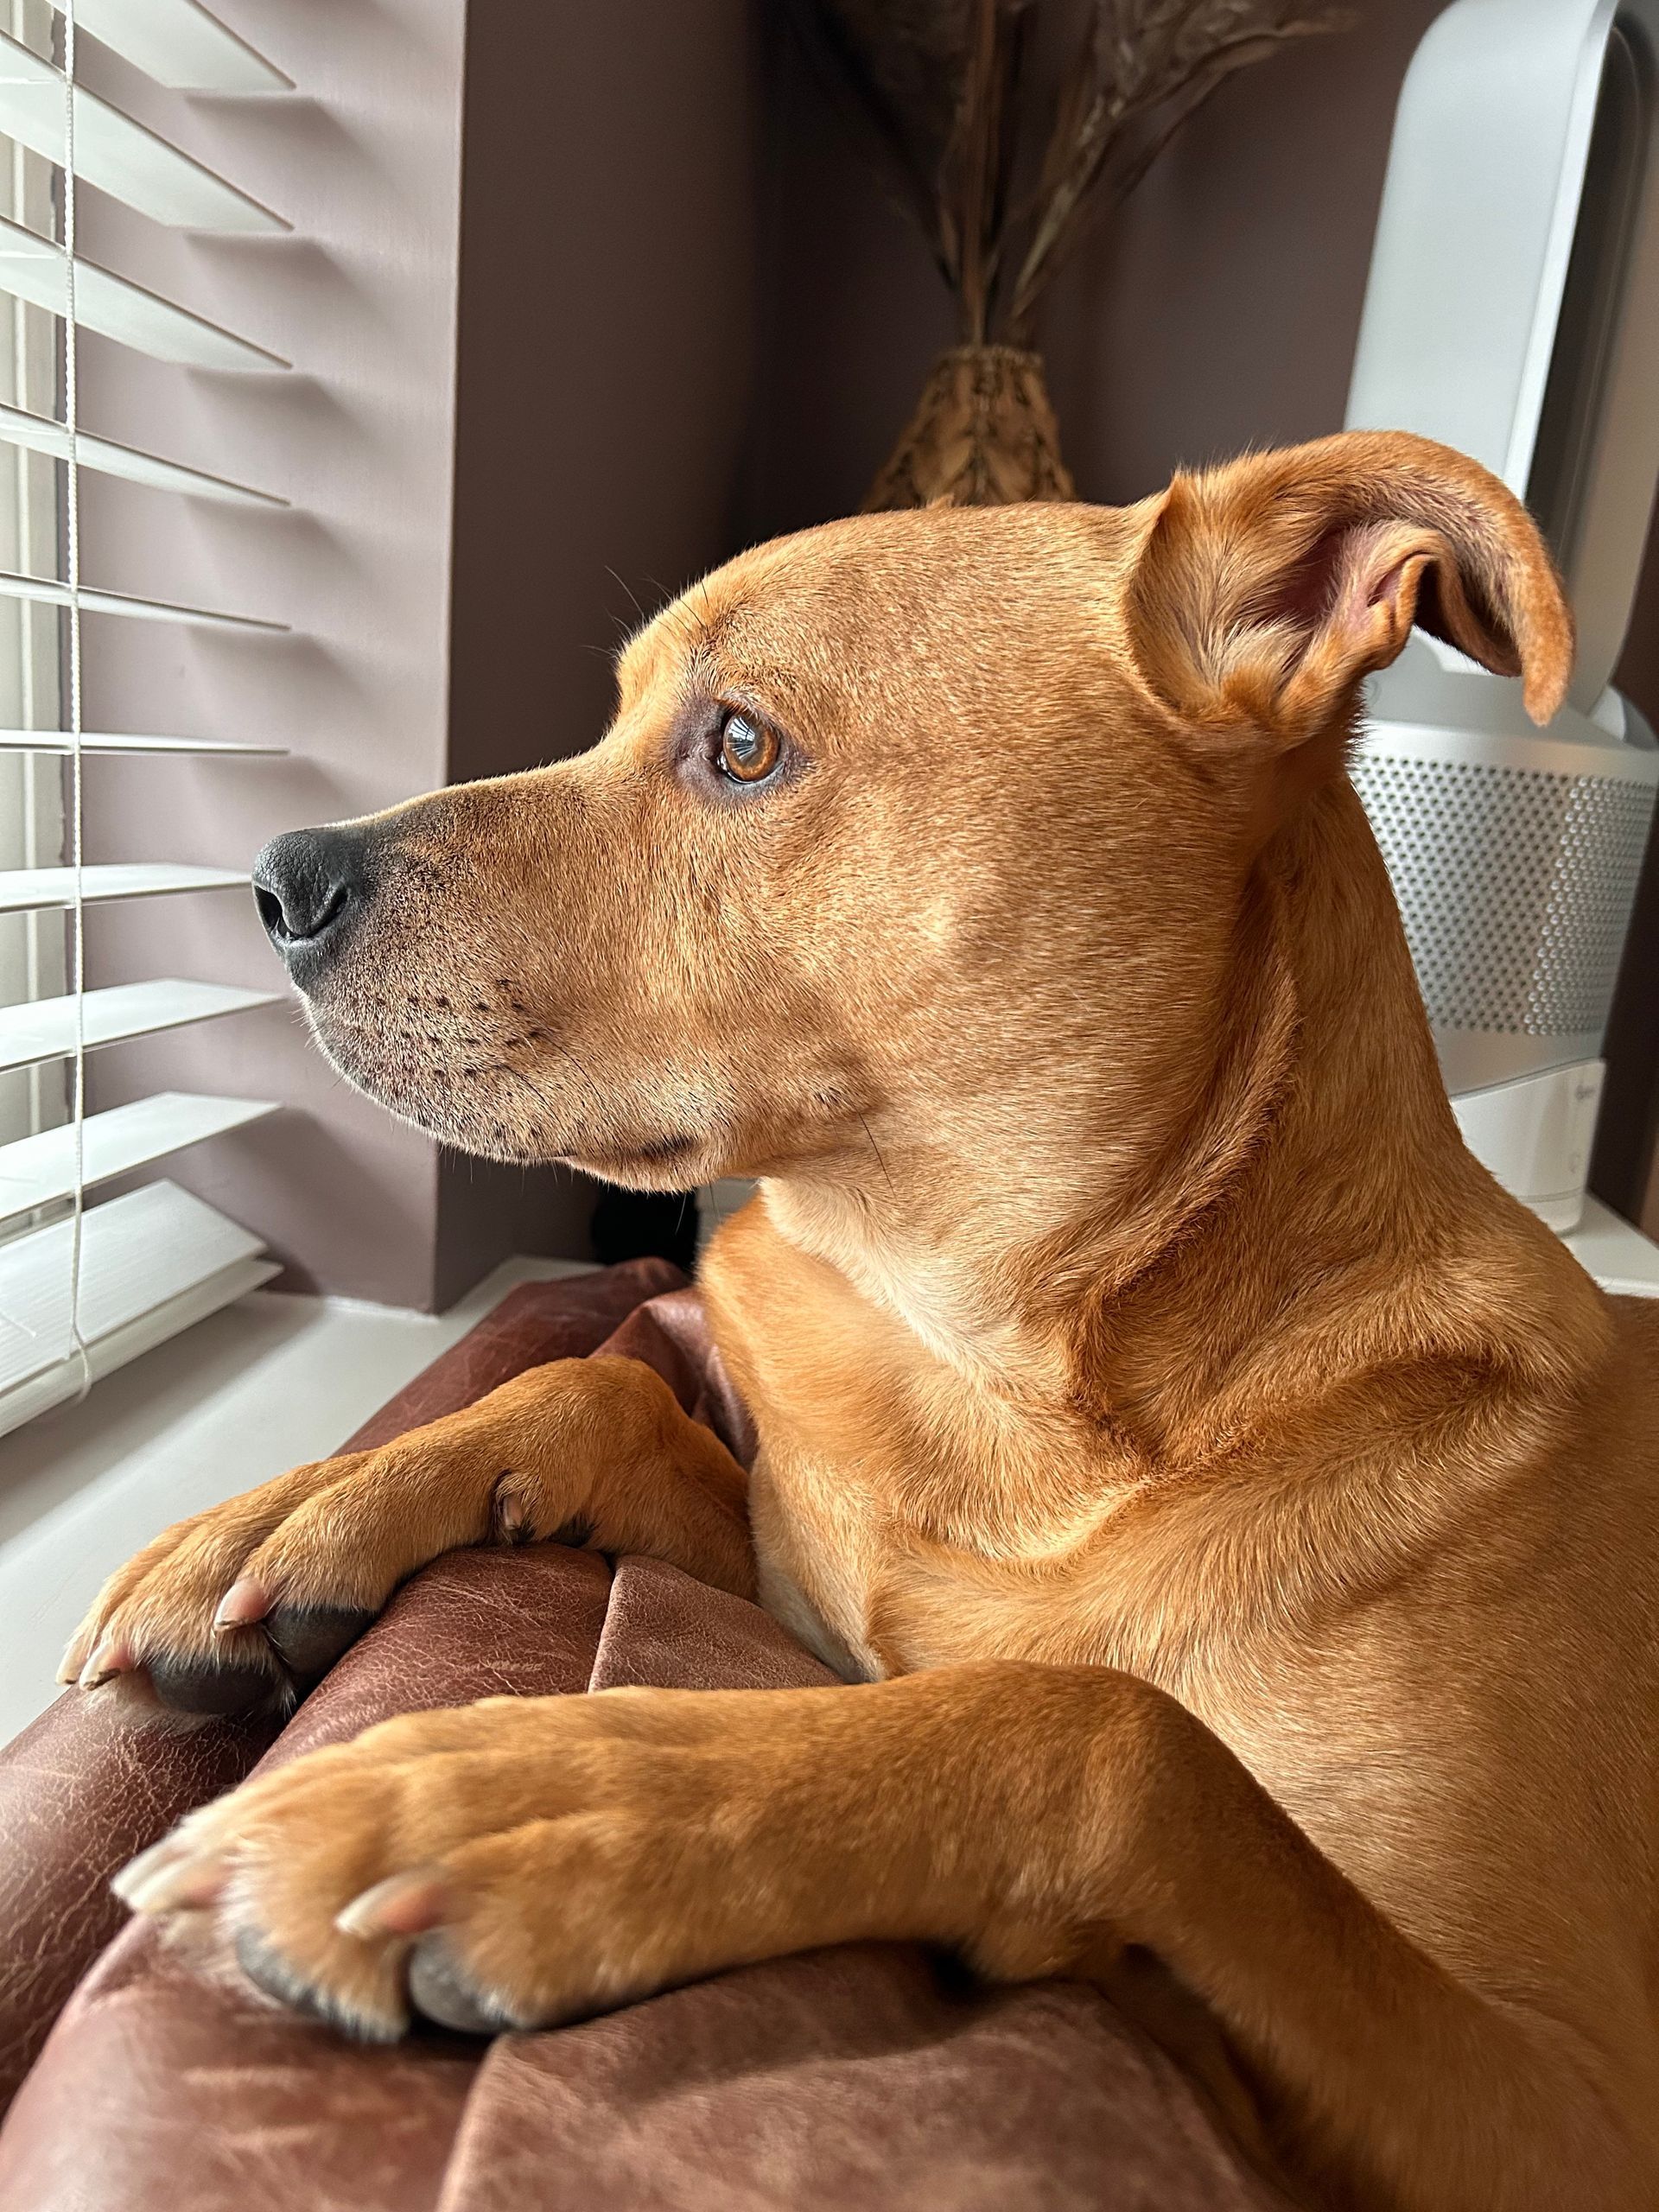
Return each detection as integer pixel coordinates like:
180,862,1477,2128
763,781,1605,1455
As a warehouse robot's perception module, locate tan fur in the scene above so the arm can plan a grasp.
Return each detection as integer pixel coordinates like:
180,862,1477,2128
85,433,1659,2210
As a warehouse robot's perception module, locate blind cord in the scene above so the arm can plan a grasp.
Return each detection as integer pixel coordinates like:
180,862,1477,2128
61,0,89,1402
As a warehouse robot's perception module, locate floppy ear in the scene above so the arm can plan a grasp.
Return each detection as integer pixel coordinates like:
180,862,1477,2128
1124,431,1574,758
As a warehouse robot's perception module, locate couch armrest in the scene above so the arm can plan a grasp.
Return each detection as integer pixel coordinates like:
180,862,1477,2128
0,1544,1283,2212
0,1255,681,2113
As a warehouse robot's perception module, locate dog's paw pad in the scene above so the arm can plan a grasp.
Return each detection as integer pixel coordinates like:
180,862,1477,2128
408,1939,516,2036
232,1923,405,2041
233,1924,332,2018
263,1603,375,1680
146,1649,289,1717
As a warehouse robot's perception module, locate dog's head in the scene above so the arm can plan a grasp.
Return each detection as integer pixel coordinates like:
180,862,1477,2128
253,431,1571,1199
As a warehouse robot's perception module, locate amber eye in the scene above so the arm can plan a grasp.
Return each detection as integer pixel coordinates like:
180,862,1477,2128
715,709,780,785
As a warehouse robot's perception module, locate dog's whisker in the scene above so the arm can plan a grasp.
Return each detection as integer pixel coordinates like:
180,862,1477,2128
857,1111,896,1204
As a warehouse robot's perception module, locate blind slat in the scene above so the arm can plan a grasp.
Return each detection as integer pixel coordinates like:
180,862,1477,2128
1,861,248,913
0,398,283,505
0,979,278,1074
55,0,290,95
0,1255,278,1436
0,30,286,232
0,1090,276,1221
0,1179,271,1414
0,0,301,1437
0,568,285,628
0,730,285,754
0,212,288,368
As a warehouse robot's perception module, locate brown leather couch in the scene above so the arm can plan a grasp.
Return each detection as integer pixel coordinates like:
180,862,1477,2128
0,1262,1285,2209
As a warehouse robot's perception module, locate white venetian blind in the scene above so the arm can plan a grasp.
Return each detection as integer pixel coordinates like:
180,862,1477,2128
0,0,293,1437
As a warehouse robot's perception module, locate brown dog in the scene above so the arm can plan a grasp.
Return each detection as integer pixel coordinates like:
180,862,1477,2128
68,431,1659,2210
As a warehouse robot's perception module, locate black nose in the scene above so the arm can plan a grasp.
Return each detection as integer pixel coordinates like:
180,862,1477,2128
252,825,371,976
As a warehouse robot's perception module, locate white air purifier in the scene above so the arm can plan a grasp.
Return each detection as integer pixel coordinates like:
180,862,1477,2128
1345,0,1659,1232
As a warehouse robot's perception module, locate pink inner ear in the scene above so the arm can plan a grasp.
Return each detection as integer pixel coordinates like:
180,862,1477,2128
1315,517,1513,683
1255,520,1440,747
1332,514,1525,687
1128,440,1565,734
1258,520,1422,678
1258,518,1424,653
1256,523,1352,635
1337,523,1426,653
1269,513,1521,689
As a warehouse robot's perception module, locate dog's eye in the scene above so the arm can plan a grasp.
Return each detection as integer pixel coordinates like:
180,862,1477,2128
715,709,780,785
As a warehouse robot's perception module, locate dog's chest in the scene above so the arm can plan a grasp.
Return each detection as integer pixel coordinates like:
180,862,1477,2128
702,1198,1152,1677
739,1414,1145,1685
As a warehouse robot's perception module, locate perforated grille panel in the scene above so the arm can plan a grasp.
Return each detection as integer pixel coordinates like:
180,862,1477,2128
1351,755,1656,1035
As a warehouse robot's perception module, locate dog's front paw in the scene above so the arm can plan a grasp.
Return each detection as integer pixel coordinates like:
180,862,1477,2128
111,1685,944,2040
58,1426,522,1717
60,1358,701,1719
58,1452,403,1718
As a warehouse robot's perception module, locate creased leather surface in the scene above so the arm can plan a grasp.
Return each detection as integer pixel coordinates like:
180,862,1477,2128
262,1544,612,1770
0,1697,281,2118
592,1552,838,1694
0,1548,613,2212
439,1952,1277,2212
598,1285,759,1470
0,1257,679,2116
0,1257,1282,2211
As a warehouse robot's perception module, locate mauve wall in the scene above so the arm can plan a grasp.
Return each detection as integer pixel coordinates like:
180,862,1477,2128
435,0,757,1307
1597,541,1659,1236
738,0,1451,535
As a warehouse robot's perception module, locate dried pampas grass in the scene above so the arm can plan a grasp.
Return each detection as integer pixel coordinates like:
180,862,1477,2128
801,0,1353,508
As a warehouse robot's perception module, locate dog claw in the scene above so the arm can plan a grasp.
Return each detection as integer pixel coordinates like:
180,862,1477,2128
213,1578,271,1632
111,1836,175,1905
491,1479,531,1543
113,1837,227,1915
336,1868,448,1941
77,1637,130,1690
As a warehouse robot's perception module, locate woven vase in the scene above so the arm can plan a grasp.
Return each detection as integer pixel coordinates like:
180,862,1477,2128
862,343,1076,512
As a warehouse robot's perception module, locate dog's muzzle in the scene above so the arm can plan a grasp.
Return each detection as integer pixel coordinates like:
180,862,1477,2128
252,823,374,988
